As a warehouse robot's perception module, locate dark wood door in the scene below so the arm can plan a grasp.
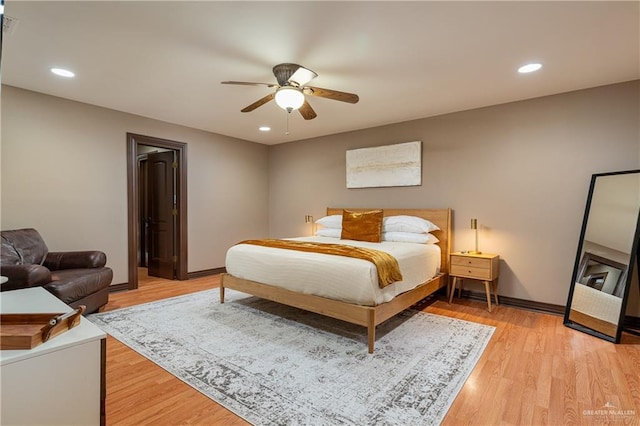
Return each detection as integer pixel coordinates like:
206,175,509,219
147,150,176,279
137,157,149,267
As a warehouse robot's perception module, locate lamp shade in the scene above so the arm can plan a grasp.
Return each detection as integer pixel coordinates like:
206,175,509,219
275,86,305,111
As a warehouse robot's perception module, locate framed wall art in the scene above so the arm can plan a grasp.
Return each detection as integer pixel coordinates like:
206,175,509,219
346,141,422,188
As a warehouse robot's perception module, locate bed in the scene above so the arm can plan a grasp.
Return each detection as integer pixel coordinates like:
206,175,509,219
568,283,622,337
220,208,452,353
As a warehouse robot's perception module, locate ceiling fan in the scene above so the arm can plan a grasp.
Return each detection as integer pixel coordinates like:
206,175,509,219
221,63,359,120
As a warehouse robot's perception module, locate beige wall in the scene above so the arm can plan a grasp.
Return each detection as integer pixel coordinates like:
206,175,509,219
2,82,639,315
1,85,270,285
269,81,640,312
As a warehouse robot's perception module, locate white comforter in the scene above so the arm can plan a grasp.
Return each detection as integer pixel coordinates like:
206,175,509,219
225,236,441,306
571,283,622,325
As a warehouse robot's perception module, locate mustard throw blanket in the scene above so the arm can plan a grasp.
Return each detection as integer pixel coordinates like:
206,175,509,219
238,239,403,288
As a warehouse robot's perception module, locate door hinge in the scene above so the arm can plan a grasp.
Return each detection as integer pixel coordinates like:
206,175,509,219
172,255,177,263
172,162,178,169
172,208,177,216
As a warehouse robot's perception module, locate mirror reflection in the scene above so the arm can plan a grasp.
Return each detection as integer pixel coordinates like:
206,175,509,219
565,170,640,342
576,252,626,295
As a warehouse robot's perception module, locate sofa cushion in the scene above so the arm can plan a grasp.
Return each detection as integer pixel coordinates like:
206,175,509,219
1,228,49,265
44,251,107,270
45,268,113,306
0,264,52,291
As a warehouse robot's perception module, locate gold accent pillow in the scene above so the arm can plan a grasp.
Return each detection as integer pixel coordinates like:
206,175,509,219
341,209,383,243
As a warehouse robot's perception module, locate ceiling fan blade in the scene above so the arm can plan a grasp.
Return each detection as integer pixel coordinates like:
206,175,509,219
298,100,317,120
221,81,278,88
305,86,359,104
241,93,275,113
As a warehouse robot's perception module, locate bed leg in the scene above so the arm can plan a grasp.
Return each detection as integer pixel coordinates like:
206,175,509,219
220,283,225,304
367,311,375,354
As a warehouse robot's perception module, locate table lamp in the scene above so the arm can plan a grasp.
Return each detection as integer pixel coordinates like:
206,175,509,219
470,218,481,254
305,215,314,236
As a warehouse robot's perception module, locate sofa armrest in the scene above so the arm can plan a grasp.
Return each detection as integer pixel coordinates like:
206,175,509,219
0,264,52,291
44,251,107,270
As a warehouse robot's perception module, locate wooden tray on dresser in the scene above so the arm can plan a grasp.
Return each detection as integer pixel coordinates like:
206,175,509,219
0,306,85,350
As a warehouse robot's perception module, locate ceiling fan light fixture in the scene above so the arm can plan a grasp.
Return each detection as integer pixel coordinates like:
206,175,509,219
275,86,305,111
289,67,317,86
223,63,358,119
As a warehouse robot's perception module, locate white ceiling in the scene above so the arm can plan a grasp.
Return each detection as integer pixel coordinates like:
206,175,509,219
2,1,638,145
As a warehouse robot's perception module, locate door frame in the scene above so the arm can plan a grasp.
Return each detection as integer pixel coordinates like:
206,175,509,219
126,133,188,289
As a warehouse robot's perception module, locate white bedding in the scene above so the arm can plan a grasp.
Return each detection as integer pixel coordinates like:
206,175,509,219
571,283,622,325
224,236,441,306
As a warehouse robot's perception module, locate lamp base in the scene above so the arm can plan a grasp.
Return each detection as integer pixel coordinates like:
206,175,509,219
469,250,482,255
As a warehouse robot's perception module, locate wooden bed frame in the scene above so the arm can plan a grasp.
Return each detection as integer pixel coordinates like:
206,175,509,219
220,208,452,353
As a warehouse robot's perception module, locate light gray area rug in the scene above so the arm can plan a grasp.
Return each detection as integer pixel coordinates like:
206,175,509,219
89,289,494,425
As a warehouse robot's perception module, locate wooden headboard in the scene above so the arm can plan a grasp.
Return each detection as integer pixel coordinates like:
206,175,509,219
326,208,452,274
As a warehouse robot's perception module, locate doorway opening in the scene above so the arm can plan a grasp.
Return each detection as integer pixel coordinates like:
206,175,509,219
127,133,188,290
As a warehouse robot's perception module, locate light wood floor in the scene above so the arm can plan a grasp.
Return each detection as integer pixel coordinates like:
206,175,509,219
104,271,640,425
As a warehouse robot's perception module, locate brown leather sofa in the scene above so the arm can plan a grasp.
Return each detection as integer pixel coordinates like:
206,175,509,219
1,228,112,313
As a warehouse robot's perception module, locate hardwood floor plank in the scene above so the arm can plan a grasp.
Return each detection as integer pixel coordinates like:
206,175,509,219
103,273,640,425
532,405,549,425
517,351,540,425
535,354,553,409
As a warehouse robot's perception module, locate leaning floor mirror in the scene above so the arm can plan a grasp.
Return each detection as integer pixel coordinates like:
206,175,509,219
564,170,640,342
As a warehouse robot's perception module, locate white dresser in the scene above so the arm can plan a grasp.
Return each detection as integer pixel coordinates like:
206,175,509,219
1,287,106,425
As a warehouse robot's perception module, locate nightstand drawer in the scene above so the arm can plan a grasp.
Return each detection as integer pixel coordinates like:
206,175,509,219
450,264,493,280
451,255,491,269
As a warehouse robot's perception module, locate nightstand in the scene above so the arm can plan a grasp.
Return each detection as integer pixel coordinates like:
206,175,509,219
449,252,500,312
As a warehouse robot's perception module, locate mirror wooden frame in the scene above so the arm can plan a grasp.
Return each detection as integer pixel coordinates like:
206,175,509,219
564,170,640,343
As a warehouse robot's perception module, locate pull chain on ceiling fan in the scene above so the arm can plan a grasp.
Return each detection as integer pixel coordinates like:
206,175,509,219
221,63,359,120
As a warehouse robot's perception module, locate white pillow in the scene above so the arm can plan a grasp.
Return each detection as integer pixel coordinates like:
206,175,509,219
315,228,342,238
315,215,342,229
382,232,440,244
382,215,440,234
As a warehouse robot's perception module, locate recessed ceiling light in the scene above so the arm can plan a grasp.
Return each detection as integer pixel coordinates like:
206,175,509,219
518,63,542,74
259,126,271,132
50,68,75,78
